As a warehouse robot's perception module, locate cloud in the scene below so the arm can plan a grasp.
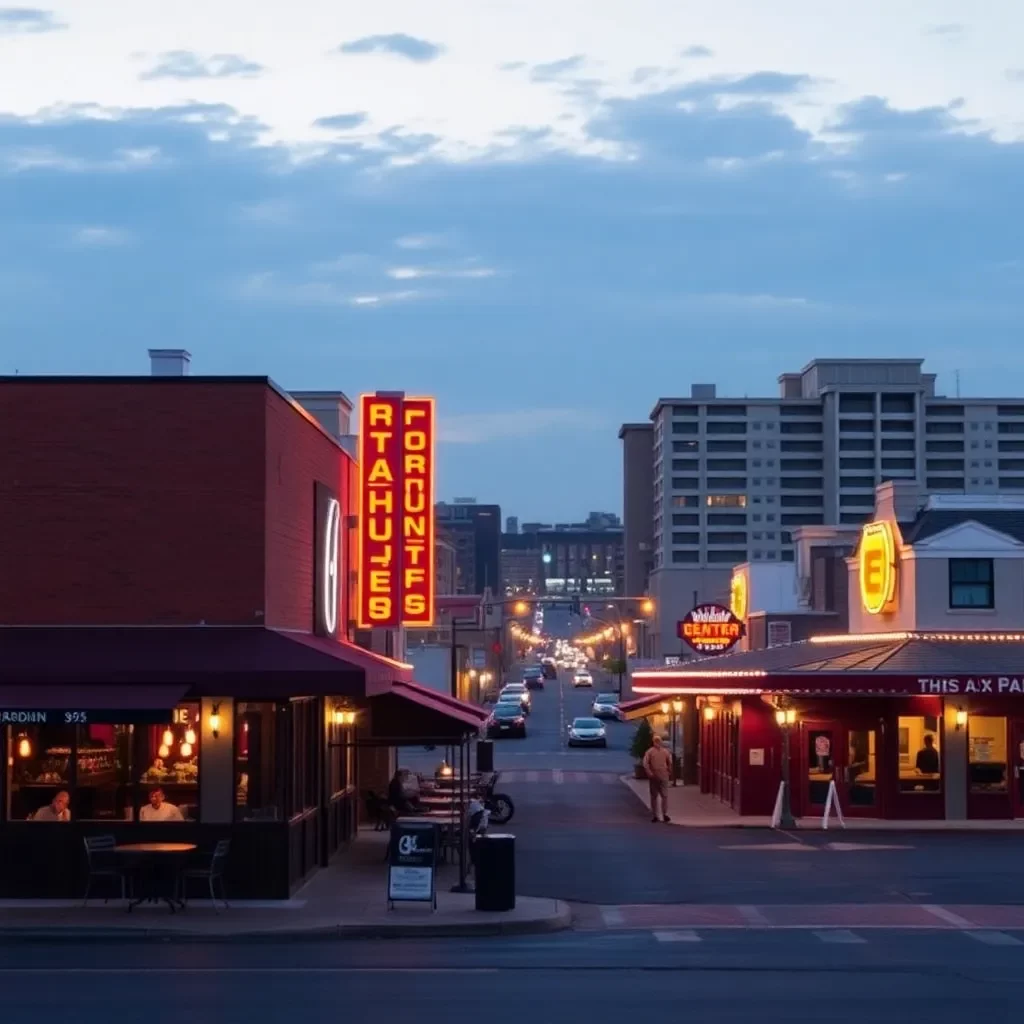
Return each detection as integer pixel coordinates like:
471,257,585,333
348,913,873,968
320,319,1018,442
1008,69,1024,83
499,61,527,72
336,33,443,63
139,51,265,81
530,55,586,82
386,265,496,281
395,234,448,250
314,112,367,131
0,7,64,33
237,271,425,309
68,226,132,248
924,23,966,39
681,45,714,58
438,409,607,444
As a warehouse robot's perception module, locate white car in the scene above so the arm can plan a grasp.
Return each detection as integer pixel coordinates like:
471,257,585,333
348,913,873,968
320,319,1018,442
572,670,593,687
568,717,607,747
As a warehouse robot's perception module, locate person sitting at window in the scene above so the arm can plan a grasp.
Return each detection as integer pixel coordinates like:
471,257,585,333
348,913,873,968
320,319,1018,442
915,734,940,774
32,791,71,821
139,787,184,822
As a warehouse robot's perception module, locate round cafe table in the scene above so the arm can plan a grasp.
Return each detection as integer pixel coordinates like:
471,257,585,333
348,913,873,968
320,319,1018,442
114,842,197,912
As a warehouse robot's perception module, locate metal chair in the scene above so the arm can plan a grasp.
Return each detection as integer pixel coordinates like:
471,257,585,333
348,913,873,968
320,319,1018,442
179,839,230,912
82,835,126,906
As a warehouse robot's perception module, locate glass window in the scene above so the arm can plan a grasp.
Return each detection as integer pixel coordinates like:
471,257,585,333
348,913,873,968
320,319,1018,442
968,716,1007,793
4,704,199,822
290,699,319,816
898,716,942,793
949,559,994,608
235,702,283,821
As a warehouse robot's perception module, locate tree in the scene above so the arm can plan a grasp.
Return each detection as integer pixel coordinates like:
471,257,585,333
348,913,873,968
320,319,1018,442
603,657,627,676
629,717,655,761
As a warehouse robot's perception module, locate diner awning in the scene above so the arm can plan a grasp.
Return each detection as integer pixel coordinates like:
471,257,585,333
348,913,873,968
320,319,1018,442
367,682,486,744
0,626,411,698
0,683,189,724
618,694,672,721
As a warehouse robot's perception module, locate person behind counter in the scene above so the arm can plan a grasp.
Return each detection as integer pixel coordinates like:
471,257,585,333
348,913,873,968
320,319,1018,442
32,791,71,821
139,787,184,822
916,734,940,774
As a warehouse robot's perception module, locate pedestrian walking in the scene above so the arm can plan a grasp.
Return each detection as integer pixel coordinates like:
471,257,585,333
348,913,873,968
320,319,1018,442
643,735,673,823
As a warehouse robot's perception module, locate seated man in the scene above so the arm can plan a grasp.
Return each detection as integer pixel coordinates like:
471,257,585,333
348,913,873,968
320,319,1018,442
387,770,424,815
32,790,71,821
139,787,184,822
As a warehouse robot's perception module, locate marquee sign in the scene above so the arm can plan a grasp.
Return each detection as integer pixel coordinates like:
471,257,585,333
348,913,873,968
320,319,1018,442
677,603,745,655
730,571,747,623
357,392,436,629
859,520,898,615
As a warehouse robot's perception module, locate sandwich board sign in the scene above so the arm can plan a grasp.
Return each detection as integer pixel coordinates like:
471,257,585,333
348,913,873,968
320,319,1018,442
387,820,438,910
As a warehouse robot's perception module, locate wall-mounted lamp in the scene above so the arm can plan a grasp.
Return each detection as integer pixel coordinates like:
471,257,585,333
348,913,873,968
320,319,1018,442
17,734,31,758
332,706,357,727
775,708,797,726
209,703,222,739
660,701,670,715
672,698,684,715
955,707,968,730
703,705,716,722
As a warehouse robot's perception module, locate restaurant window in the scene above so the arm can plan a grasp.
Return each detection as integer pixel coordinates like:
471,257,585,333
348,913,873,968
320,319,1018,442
968,716,1008,793
290,699,319,816
4,705,199,822
235,702,284,821
898,716,942,793
327,720,353,798
949,558,994,609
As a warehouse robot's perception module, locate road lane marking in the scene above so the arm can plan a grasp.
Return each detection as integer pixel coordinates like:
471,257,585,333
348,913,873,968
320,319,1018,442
719,843,812,851
552,769,564,784
825,842,914,852
922,905,974,928
813,930,866,944
600,906,625,926
738,905,770,926
654,930,701,943
965,930,1023,946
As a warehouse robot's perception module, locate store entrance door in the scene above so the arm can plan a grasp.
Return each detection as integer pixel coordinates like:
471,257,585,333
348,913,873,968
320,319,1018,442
803,721,879,818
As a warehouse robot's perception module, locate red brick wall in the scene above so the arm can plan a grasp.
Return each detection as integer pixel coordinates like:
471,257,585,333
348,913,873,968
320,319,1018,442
0,380,267,625
262,389,352,633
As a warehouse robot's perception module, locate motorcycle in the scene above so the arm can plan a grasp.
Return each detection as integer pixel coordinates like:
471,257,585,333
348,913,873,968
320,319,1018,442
480,771,515,825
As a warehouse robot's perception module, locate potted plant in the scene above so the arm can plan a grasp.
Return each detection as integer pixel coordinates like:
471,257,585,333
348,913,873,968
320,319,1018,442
630,718,654,779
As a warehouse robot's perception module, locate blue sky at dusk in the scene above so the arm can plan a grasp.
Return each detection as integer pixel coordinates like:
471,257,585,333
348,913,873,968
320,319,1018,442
1,3,1022,521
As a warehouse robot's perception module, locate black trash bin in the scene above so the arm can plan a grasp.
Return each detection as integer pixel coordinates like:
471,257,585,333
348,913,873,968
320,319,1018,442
477,740,494,773
474,833,515,912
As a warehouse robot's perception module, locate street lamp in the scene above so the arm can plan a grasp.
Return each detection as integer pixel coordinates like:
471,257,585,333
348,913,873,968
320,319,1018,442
774,706,798,829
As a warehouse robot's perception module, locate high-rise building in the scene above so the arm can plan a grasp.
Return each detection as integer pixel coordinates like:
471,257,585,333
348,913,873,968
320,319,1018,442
619,423,654,598
434,499,501,595
510,519,624,595
625,357,1024,655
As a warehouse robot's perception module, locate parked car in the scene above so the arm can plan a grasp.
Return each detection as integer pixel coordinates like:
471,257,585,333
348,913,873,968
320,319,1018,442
499,683,531,713
572,670,593,688
488,703,527,738
568,717,606,747
522,666,544,690
591,693,621,720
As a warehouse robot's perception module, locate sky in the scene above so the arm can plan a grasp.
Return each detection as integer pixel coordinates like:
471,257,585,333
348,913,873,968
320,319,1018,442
1,2,1023,521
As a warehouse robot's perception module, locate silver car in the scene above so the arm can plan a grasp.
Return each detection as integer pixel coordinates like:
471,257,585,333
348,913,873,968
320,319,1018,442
568,717,607,747
591,694,621,720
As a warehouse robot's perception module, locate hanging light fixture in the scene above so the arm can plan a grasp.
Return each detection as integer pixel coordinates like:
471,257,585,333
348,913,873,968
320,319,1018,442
158,744,170,759
184,727,197,746
180,741,193,758
162,728,174,747
17,735,31,758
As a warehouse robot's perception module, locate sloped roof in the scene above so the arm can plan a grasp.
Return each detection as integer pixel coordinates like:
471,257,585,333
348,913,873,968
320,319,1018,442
902,509,1024,545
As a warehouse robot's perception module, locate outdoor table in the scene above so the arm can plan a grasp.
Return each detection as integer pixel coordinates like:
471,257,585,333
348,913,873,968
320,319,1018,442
113,842,197,912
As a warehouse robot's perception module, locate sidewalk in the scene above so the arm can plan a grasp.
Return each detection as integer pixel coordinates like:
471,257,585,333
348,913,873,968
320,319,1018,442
0,830,571,942
621,775,1024,830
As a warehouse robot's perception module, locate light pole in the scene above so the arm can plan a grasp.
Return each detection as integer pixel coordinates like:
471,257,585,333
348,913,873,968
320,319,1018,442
660,700,683,786
775,706,797,829
672,698,684,786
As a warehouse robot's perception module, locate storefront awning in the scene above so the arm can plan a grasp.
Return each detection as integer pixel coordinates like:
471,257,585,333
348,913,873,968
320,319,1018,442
618,694,672,721
0,683,189,724
0,626,411,698
367,682,486,744
631,632,1024,697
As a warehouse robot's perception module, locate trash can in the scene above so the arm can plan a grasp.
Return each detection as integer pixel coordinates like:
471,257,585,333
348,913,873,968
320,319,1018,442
477,740,494,773
474,833,515,912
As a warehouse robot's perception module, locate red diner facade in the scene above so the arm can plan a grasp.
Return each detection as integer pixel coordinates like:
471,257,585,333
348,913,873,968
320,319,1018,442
0,365,484,897
624,482,1024,823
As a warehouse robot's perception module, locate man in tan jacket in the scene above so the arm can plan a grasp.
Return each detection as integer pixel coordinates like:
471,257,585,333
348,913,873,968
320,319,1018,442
642,735,673,822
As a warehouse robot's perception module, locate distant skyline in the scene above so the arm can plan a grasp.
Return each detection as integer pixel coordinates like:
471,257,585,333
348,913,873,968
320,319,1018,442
1,3,1023,520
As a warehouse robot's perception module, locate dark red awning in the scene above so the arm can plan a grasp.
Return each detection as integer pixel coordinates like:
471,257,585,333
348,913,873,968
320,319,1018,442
368,682,485,744
395,679,490,723
0,683,189,723
618,694,671,720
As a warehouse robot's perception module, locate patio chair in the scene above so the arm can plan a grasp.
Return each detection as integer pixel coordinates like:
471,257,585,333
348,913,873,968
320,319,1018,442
363,790,392,831
179,839,230,912
82,835,126,906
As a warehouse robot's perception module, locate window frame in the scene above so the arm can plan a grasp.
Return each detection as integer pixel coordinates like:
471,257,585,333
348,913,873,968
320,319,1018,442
948,558,995,610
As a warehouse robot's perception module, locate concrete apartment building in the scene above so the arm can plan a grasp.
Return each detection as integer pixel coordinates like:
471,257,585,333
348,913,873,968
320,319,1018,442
622,358,1024,657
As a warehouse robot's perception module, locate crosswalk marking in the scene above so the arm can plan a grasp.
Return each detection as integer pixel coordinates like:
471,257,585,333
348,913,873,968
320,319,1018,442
813,930,866,945
654,930,701,943
965,931,1023,946
501,769,621,785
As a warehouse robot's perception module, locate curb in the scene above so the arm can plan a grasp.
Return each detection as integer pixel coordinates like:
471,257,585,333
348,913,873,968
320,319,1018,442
0,901,573,944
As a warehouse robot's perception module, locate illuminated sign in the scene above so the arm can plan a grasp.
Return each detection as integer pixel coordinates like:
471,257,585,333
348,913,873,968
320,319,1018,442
730,572,747,623
314,482,341,637
357,393,436,629
677,603,745,655
858,520,897,615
